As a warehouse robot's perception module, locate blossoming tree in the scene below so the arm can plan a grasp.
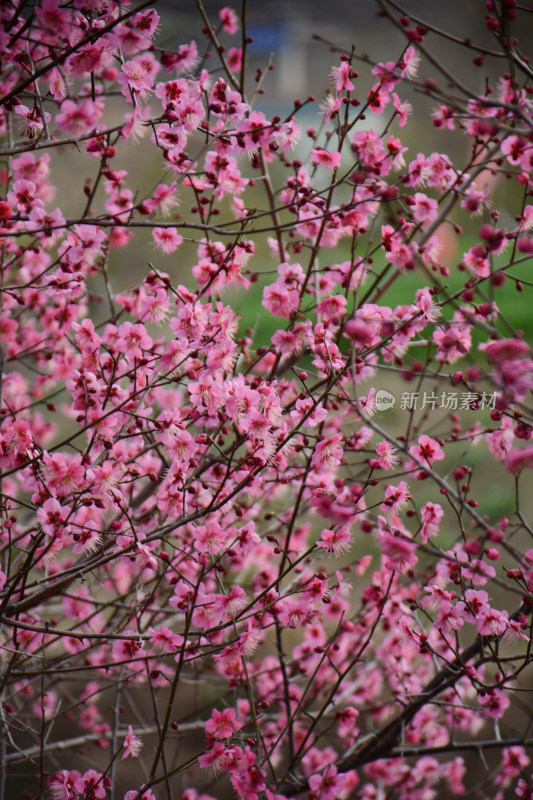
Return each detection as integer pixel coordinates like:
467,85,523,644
0,0,533,798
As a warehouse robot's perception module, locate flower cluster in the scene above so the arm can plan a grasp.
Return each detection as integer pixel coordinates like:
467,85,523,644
0,1,532,799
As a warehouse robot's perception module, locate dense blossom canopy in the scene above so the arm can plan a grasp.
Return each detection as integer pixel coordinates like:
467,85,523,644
0,1,533,799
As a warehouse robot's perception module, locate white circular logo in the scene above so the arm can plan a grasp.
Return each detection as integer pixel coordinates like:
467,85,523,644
375,389,396,411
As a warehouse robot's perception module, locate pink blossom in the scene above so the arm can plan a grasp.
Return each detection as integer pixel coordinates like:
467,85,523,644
478,689,511,718
463,245,491,278
7,179,42,213
122,105,151,142
37,498,69,535
35,0,72,36
147,626,184,654
485,417,513,463
308,764,357,800
122,725,143,759
476,607,509,637
15,104,51,137
352,129,387,170
49,770,82,800
392,93,412,126
411,192,438,223
316,525,352,556
482,338,530,364
331,61,355,92
400,45,420,78
55,99,102,136
343,318,376,347
311,148,342,170
432,104,456,130
124,790,156,800
436,600,464,633
152,227,183,253
420,502,443,542
433,325,472,363
262,282,300,318
372,440,400,471
377,519,418,573
205,707,237,739
198,741,236,774
74,770,106,799
227,47,243,73
219,7,239,34
410,435,445,466
371,60,400,92
507,445,533,474
320,94,342,121
461,185,490,215
317,294,347,323
311,434,344,473
381,481,411,512
116,321,153,360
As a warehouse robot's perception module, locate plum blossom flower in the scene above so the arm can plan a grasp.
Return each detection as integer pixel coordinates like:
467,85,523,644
15,104,51,137
410,435,445,466
482,338,530,364
371,60,399,92
316,526,352,556
486,417,514,462
461,185,490,214
49,769,82,800
152,227,183,253
122,726,143,759
117,60,154,103
377,517,418,573
433,324,472,364
352,129,387,170
74,770,106,799
219,7,239,34
420,502,443,543
122,104,151,142
400,45,420,78
116,321,153,360
411,192,438,223
147,626,184,654
478,688,511,718
371,440,400,471
262,282,300,318
381,481,410,512
35,0,72,36
37,498,69,535
392,93,412,126
436,600,464,633
198,741,237,774
308,764,356,800
320,94,342,122
55,99,102,136
311,148,342,170
432,104,457,130
227,47,242,73
205,707,237,739
331,61,355,92
463,245,490,278
476,607,509,637
507,445,533,474
311,434,343,473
